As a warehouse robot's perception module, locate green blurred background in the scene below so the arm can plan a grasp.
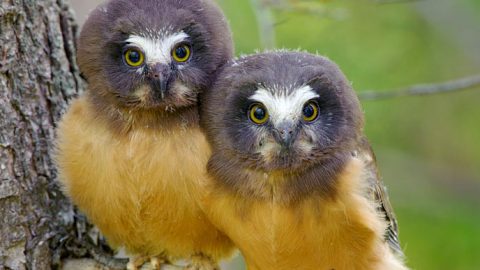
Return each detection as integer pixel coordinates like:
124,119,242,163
71,0,480,269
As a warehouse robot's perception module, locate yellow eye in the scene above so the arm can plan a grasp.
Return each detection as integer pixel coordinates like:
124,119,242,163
172,44,191,62
124,48,144,67
303,101,319,122
249,103,269,125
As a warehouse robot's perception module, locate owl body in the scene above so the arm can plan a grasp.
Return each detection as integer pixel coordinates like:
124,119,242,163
56,0,235,267
202,153,404,270
200,51,408,270
58,96,232,260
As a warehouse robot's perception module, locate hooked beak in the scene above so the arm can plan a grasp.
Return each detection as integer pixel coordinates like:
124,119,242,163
272,121,298,149
147,63,172,99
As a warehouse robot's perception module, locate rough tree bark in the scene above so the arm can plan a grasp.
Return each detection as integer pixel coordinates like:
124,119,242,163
0,0,117,269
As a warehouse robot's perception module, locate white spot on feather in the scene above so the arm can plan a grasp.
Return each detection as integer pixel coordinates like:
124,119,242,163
249,85,319,126
126,32,189,64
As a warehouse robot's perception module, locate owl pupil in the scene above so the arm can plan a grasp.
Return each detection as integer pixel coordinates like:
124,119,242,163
254,107,265,120
129,51,140,63
175,47,187,58
304,105,314,118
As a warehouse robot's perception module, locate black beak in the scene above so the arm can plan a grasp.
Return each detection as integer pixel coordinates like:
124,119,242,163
147,63,172,98
273,121,298,148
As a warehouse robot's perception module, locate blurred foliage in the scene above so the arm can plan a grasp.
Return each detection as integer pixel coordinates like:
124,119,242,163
216,0,480,269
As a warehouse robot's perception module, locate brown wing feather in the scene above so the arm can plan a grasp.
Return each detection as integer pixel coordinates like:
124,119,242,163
357,137,404,256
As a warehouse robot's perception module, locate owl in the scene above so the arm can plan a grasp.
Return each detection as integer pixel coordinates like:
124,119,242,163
199,51,409,270
56,0,235,269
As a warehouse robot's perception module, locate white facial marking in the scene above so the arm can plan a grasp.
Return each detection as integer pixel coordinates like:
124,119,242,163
126,32,189,64
249,85,319,126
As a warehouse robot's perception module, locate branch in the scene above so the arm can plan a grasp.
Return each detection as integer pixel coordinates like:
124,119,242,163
268,0,347,20
359,74,480,100
249,0,347,49
250,0,277,49
83,240,128,270
375,0,422,4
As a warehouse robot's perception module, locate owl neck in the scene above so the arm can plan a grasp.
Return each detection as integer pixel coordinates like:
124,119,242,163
208,150,351,205
86,91,200,134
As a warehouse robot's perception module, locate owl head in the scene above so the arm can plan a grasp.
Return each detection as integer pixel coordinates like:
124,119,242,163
201,51,364,173
78,0,233,111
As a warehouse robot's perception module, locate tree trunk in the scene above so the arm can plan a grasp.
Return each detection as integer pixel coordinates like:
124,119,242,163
0,0,116,269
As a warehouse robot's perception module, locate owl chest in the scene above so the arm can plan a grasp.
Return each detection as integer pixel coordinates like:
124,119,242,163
224,202,319,269
63,121,211,252
211,195,381,270
87,128,208,203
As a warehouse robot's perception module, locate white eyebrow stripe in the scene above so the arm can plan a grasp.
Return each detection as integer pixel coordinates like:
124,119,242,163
249,85,319,126
126,32,189,64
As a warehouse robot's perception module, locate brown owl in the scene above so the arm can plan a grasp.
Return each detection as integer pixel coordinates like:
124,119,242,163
56,0,235,269
199,51,409,270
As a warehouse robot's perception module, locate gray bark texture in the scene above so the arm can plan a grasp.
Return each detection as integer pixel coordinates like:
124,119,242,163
0,0,117,269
